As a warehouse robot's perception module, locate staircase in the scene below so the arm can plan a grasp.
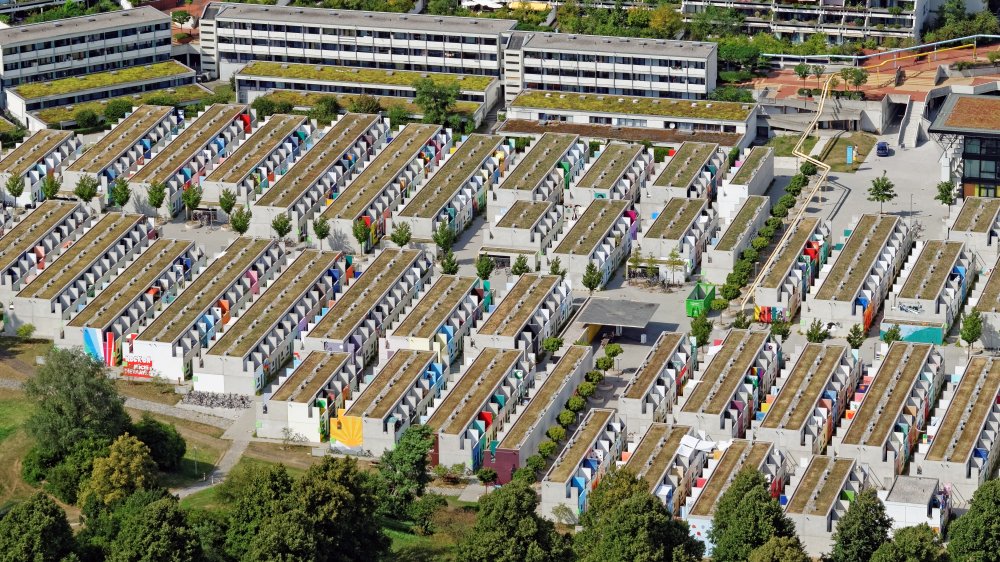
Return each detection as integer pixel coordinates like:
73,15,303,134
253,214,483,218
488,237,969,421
900,101,925,148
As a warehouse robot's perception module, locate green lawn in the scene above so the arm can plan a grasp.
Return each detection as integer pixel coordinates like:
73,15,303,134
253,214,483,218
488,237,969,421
819,132,877,173
178,485,225,512
0,389,32,444
765,134,818,157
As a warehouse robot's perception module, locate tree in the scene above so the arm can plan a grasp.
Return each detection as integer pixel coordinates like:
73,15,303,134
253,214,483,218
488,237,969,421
313,96,340,121
272,214,293,241
595,356,613,371
882,323,902,345
577,381,596,399
441,250,459,274
811,64,826,87
800,161,818,176
849,67,869,91
538,440,558,458
104,99,133,123
389,221,412,247
604,343,623,359
962,307,983,356
40,436,111,504
181,185,202,220
308,215,331,251
549,257,566,279
0,492,76,562
348,94,382,114
806,318,830,343
171,10,191,25
219,188,237,215
665,249,686,284
456,480,573,562
710,469,795,562
582,262,602,293
566,395,586,413
80,434,158,508
76,488,169,558
476,255,495,280
5,174,23,208
734,311,752,329
224,462,294,559
511,254,530,275
15,323,35,340
948,479,1000,560
847,323,866,349
831,488,892,562
109,497,202,562
476,467,498,492
542,337,564,354
872,524,948,562
749,536,810,562
110,177,131,210
414,78,460,125
771,320,791,339
74,108,100,129
375,424,433,517
690,311,714,348
644,253,658,280
558,409,576,428
385,104,411,126
146,181,166,213
546,425,567,442
629,248,643,278
251,96,277,118
432,221,455,253
427,0,460,14
41,175,60,201
794,62,810,87
868,172,897,214
131,413,186,472
230,206,252,235
74,175,100,203
243,509,318,562
935,181,956,208
409,493,447,535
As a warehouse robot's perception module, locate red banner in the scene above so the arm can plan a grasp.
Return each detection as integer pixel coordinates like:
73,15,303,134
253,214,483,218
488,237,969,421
123,360,153,379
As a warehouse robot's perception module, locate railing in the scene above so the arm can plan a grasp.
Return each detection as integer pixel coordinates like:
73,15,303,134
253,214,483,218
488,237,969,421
762,33,1000,69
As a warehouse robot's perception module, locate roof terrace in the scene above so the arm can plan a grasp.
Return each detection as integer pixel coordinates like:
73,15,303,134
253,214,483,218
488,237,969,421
625,423,690,492
496,200,552,229
899,241,963,300
345,349,436,418
761,343,846,430
645,197,705,241
0,201,78,272
0,130,73,176
624,332,684,400
761,217,821,289
205,114,306,184
392,276,476,339
690,440,771,517
547,408,616,483
715,196,767,252
68,106,174,174
397,134,502,219
653,142,717,188
785,456,855,515
576,142,643,190
925,356,1000,463
499,133,577,190
952,197,1000,233
554,199,628,255
815,215,899,302
477,274,559,337
271,351,351,403
682,330,768,414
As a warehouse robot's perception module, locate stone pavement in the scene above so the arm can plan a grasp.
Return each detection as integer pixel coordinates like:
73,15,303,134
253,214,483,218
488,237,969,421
124,397,233,429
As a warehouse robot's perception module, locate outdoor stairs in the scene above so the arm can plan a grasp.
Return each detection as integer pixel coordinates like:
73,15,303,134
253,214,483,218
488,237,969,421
901,101,926,148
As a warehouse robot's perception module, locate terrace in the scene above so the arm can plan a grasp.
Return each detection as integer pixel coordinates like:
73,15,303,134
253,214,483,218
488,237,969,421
576,143,643,190
271,351,351,403
815,215,898,302
511,91,753,122
14,60,190,100
731,147,767,185
554,200,628,256
392,276,476,339
547,408,615,483
0,130,73,176
690,441,771,517
716,196,767,252
321,123,440,221
761,344,846,430
645,198,705,241
205,114,306,184
898,241,963,300
682,330,768,414
255,113,378,208
653,143,717,188
496,201,551,229
397,134,502,219
624,332,684,400
925,357,1000,462
762,217,821,288
239,61,495,92
785,457,855,515
952,197,1000,233
477,274,559,337
442,349,522,435
67,106,174,174
0,201,78,271
499,133,577,191
626,424,689,492
344,349,435,418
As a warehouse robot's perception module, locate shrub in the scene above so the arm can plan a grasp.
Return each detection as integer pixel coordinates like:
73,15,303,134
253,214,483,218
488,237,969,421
751,236,770,251
103,98,133,122
558,409,576,427
800,162,818,176
538,440,557,458
778,194,797,208
566,395,586,412
742,247,758,262
771,204,789,218
74,109,100,129
759,225,776,239
577,382,596,399
526,455,546,474
766,217,784,230
797,87,813,96
546,426,566,442
785,182,802,197
711,298,730,311
584,370,604,384
720,284,742,300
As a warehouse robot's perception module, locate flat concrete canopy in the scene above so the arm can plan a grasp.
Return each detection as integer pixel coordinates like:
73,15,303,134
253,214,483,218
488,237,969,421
577,298,658,329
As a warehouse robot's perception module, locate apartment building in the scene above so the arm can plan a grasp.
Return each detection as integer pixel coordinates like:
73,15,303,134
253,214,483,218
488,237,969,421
881,476,950,534
482,200,564,270
622,424,706,517
647,142,724,203
718,147,775,221
754,217,831,324
466,273,572,358
638,197,716,282
883,240,971,344
492,133,585,211
703,195,770,285
566,142,651,205
0,129,79,208
948,196,1000,263
619,331,696,433
485,345,591,484
976,256,1000,349
785,456,869,557
550,199,634,289
833,342,944,486
0,201,87,301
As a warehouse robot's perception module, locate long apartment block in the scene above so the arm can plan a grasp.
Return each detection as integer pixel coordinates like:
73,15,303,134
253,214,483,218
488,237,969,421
60,239,201,367
623,423,705,516
303,248,432,367
393,134,506,242
0,201,86,300
833,342,943,485
427,347,528,470
619,331,696,432
567,142,651,205
914,356,1000,500
948,196,1000,261
975,256,1000,349
128,104,251,216
329,348,442,455
784,456,869,558
318,123,447,254
676,329,779,441
755,217,831,324
202,114,315,203
756,343,861,465
467,273,571,356
0,129,78,208
485,345,591,484
648,142,722,203
540,408,626,519
807,214,912,336
9,213,152,339
383,275,485,368
482,200,563,270
125,238,283,383
718,147,775,221
63,106,180,192
640,197,715,282
884,240,971,345
704,195,770,285
492,133,584,211
249,113,386,238
550,199,633,289
199,250,345,395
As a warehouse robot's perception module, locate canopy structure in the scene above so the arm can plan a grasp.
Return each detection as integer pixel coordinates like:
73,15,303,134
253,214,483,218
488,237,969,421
576,298,658,329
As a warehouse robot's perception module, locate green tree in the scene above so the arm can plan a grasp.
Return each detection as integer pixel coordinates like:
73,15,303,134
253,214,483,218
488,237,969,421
794,62,810,86
181,185,202,219
348,94,382,114
549,257,567,279
935,181,956,208
146,181,166,213
948,479,1000,561
847,323,866,349
272,214,293,241
5,174,23,208
313,216,331,250
595,356,613,371
375,424,433,517
771,320,791,339
41,175,60,201
76,488,170,559
666,249,686,284
577,381,596,399
811,64,826,87
538,440,558,458
441,250,459,274
313,96,340,121
806,318,830,343
219,188,237,215
225,462,294,559
408,493,447,535
649,4,683,37
872,524,948,562
230,206,252,235
74,175,100,203
558,410,576,427
710,469,795,562
511,254,530,276
582,262,602,294
171,10,191,24
186,509,230,562
961,307,983,356
476,467,498,492
542,337,564,354
868,172,897,214
427,0,460,14
42,436,111,504
74,108,100,129
16,323,35,340
604,343,623,359
849,67,869,91
131,413,186,472
243,509,317,562
79,434,158,508
414,78,460,124
110,177,131,210
566,395,586,413
690,311,714,348
734,311,752,329
882,324,902,345
546,425,567,442
476,255,495,280
749,536,810,562
250,96,278,118
432,221,456,253
385,104,410,126
109,497,201,562
103,99,134,123
831,488,892,562
0,492,76,562
389,221,412,247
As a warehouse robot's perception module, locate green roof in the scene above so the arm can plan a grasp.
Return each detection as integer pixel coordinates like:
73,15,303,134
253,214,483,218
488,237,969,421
16,61,191,100
815,215,898,302
731,147,770,185
646,198,705,240
69,105,174,174
576,142,643,190
206,114,306,184
500,133,577,190
239,61,495,92
0,129,73,176
261,90,481,116
496,201,552,229
397,134,502,218
654,142,717,188
715,196,767,252
35,85,212,125
554,199,628,256
512,90,754,121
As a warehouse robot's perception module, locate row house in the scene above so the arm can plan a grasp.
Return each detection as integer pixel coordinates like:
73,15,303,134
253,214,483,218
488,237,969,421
948,196,1000,264
638,197,715,283
550,199,634,290
382,275,485,369
883,240,972,344
249,113,387,239
833,342,944,486
976,255,1000,350
128,104,252,216
754,217,831,324
492,133,584,212
59,239,201,367
485,345,591,484
393,134,506,242
784,456,869,558
647,142,722,204
318,123,448,254
0,201,87,301
676,329,780,442
0,129,79,208
703,195,770,285
482,200,563,270
427,347,528,470
125,238,284,383
302,248,433,368
540,408,626,520
755,343,861,466
806,214,913,336
717,146,775,221
914,356,1000,501
882,476,951,535
619,331,696,433
622,423,706,517
198,250,345,394
566,142,651,205
8,213,152,339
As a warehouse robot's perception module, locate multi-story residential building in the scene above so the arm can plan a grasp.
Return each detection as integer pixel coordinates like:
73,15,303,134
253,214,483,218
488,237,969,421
883,240,971,344
948,196,1000,263
718,147,775,221
638,197,716,282
0,201,87,301
482,200,564,270
622,424,706,517
703,195,770,285
785,456,869,557
619,331,696,433
566,142,651,205
550,199,634,289
199,2,516,81
833,342,944,486
881,476,950,534
485,345,591,484
647,142,725,203
930,93,1000,198
976,255,1000,350
492,132,585,211
0,129,79,208
754,217,831,324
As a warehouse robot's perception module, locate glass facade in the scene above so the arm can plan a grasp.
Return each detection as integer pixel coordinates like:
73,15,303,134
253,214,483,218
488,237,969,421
962,135,1000,198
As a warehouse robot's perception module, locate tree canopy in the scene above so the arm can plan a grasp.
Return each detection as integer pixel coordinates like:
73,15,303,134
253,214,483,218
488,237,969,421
0,492,76,562
830,488,892,562
709,469,795,562
948,479,1000,561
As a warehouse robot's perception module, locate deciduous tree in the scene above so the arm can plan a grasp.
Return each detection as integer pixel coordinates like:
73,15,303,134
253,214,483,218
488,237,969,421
830,488,892,562
108,497,201,562
441,250,459,274
582,262,602,294
110,177,131,210
182,186,202,219
312,216,331,250
806,318,830,343
948,479,1000,561
710,470,795,562
871,524,948,562
0,492,76,562
131,413,186,472
749,536,810,562
414,78,459,124
5,174,23,208
80,434,158,508
476,255,495,280
230,206,252,235
882,324,902,345
146,181,167,212
962,307,983,356
432,221,455,253
243,509,317,562
847,323,866,349
225,463,294,560
272,214,293,241
74,175,100,203
511,254,530,275
375,424,433,517
389,221,412,247
219,188,237,215
868,172,897,214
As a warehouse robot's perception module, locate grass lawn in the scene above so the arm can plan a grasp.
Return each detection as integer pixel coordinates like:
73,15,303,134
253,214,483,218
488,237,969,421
0,389,36,510
125,407,227,490
244,441,327,472
0,338,51,382
765,134,818,157
115,378,181,405
386,500,478,562
178,484,224,512
819,132,877,173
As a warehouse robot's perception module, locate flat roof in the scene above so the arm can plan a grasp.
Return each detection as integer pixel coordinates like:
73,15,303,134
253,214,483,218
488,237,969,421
238,61,495,92
520,32,716,59
654,142,717,188
761,217,821,289
513,90,748,122
0,201,78,272
431,348,522,435
690,440,770,517
499,133,577,190
321,123,439,221
715,196,768,252
645,197,705,241
730,147,769,185
952,197,1000,233
815,215,899,302
760,343,846,430
209,250,339,357
0,130,74,177
576,143,643,190
15,60,191,100
347,349,436,419
498,345,589,450
575,298,658,328
499,119,744,147
139,237,272,343
495,201,552,230
841,342,933,446
397,134,502,219
925,356,1000,463
18,214,142,300
929,94,1000,136
624,332,684,400
392,276,476,339
785,456,855,515
682,330,768,415
547,408,616,483
477,274,559,337
554,199,628,255
205,114,306,184
271,351,351,403
312,249,422,341
255,113,378,208
625,424,690,493
898,241,963,300
0,6,166,44
885,476,938,504
132,104,246,185
68,106,174,174
980,262,1000,313
67,238,191,329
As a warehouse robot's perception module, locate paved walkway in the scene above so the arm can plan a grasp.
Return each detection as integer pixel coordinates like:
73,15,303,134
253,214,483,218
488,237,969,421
123,397,233,429
173,437,249,499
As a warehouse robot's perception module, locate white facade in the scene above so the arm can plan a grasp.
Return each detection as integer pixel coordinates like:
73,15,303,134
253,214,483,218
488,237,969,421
0,129,79,208
703,195,770,285
619,331,696,433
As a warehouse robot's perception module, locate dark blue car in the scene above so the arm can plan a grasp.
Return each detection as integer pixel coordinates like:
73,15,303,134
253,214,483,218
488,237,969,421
876,142,890,157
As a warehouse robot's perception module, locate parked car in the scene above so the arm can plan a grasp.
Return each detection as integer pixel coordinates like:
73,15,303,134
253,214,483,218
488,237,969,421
876,141,890,157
